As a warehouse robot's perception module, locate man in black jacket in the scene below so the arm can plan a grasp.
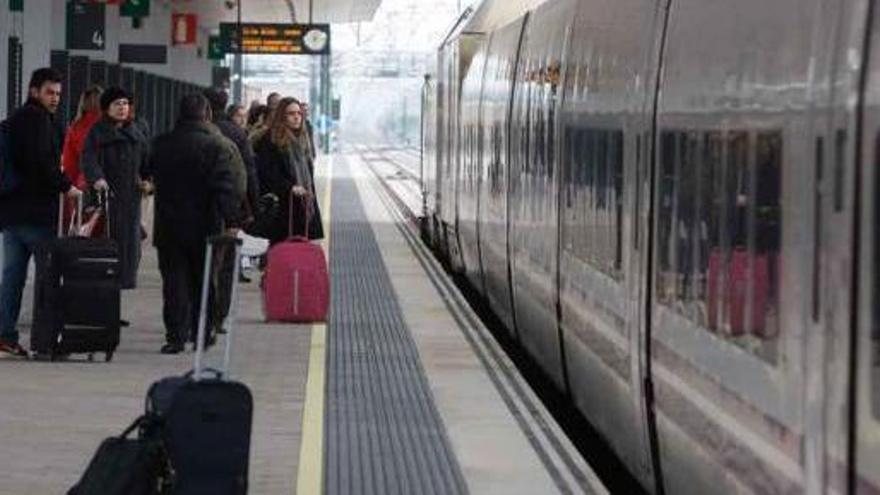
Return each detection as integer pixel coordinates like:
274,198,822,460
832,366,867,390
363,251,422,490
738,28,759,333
0,68,82,357
202,87,256,339
148,94,240,354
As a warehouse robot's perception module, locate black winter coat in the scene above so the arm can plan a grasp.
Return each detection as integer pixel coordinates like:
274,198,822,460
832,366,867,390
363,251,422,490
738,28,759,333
214,116,259,212
148,122,240,250
253,134,323,243
81,119,149,289
0,99,71,228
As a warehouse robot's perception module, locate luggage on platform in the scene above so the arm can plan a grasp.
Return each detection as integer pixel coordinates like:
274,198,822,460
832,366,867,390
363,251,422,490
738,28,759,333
262,189,329,323
67,416,167,495
146,236,253,495
31,192,121,361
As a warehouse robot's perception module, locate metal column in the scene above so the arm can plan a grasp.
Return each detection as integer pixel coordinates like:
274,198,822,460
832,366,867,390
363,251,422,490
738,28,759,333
232,0,243,104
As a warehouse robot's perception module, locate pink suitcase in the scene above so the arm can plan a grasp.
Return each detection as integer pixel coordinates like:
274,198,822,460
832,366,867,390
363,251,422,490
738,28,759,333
262,190,329,323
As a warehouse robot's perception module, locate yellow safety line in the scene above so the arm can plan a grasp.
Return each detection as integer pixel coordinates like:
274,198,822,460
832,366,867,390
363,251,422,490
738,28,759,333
296,155,334,495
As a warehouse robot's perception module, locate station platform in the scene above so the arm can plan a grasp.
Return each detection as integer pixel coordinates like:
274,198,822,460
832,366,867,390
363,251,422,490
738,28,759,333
0,152,604,495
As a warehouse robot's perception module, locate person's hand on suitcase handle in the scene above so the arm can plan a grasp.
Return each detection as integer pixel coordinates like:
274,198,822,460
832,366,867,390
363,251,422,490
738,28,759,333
140,179,154,196
291,185,308,196
65,185,82,199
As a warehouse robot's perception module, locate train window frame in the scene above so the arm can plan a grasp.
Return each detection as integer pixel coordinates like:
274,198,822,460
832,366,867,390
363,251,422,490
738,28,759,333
656,127,783,364
560,124,626,280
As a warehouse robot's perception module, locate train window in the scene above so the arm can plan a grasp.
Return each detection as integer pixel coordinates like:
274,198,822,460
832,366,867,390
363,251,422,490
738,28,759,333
658,129,783,360
813,137,824,322
489,123,503,196
874,135,880,418
657,130,679,304
753,131,782,341
834,129,847,212
612,131,624,271
561,126,624,278
703,131,723,328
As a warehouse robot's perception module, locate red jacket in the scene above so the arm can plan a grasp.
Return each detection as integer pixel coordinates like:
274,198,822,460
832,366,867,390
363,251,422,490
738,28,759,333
61,111,101,190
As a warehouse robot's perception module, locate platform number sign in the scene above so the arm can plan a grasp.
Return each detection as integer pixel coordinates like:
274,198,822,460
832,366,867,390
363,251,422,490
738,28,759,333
66,1,106,51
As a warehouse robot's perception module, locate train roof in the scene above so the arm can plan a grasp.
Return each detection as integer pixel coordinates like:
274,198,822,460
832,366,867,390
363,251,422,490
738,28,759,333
439,0,549,49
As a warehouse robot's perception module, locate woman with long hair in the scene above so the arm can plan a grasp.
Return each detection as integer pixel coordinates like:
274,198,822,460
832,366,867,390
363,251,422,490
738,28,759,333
253,97,323,244
80,87,150,289
61,85,103,189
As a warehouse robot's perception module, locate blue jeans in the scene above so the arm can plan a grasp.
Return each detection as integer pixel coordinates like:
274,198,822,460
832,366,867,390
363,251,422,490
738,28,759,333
0,225,54,344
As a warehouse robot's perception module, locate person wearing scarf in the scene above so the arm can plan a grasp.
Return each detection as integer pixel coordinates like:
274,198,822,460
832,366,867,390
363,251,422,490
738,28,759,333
253,96,324,244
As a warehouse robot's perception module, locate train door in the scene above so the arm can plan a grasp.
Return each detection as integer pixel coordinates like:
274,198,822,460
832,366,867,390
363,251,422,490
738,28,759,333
477,18,527,336
438,42,460,266
855,1,880,492
508,0,570,390
650,0,833,493
648,0,870,493
554,0,667,489
457,36,490,291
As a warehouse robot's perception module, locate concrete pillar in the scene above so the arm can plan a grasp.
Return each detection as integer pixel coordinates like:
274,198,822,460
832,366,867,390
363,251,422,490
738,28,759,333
0,4,12,119
21,0,52,100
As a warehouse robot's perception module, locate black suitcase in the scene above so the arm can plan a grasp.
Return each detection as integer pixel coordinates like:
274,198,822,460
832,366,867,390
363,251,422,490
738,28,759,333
31,194,120,360
146,236,253,495
67,416,166,495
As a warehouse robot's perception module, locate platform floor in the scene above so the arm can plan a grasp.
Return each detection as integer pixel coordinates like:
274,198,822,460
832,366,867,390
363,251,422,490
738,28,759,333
0,152,604,494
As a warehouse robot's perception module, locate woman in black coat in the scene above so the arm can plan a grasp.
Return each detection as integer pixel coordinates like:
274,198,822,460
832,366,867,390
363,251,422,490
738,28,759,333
81,87,150,289
253,96,323,244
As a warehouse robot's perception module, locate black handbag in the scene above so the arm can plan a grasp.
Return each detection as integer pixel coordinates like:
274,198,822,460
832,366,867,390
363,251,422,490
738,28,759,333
243,192,280,238
67,416,167,495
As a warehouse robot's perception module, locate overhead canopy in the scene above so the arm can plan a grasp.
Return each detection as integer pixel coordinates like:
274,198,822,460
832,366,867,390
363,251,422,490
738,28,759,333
192,0,382,27
290,0,382,23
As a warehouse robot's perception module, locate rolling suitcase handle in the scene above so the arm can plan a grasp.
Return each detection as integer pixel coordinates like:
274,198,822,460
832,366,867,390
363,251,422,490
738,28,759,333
287,187,313,240
193,235,244,381
58,193,84,238
96,190,110,238
58,191,112,238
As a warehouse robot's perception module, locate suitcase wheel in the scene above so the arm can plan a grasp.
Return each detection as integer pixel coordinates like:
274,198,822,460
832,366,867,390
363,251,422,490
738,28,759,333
105,351,114,362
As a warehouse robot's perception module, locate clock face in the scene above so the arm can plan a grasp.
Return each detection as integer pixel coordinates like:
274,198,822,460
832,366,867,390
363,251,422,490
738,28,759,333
303,29,328,52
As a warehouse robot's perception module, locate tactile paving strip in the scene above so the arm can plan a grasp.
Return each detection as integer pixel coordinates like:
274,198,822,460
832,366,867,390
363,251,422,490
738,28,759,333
324,161,469,495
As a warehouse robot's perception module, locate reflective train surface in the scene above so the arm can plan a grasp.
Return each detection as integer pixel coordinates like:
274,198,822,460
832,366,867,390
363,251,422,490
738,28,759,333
420,0,880,493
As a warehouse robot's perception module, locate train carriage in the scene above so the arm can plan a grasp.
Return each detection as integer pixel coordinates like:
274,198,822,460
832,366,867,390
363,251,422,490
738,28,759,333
422,0,878,492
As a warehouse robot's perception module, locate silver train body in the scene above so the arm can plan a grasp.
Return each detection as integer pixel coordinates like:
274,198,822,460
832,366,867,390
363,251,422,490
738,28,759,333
419,0,880,493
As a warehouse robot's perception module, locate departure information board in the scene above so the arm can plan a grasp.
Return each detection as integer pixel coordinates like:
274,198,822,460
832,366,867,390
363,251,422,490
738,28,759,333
219,23,331,55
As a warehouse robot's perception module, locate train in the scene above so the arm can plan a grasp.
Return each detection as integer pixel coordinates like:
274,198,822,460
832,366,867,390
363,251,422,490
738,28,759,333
417,0,880,493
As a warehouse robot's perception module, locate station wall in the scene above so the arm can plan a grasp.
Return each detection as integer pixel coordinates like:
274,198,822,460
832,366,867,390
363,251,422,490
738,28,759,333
0,0,215,120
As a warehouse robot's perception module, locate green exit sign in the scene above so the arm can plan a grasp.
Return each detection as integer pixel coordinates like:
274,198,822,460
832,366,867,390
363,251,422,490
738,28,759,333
208,35,224,60
120,0,149,18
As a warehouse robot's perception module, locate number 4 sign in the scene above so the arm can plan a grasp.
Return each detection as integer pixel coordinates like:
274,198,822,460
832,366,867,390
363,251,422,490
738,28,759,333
66,1,106,51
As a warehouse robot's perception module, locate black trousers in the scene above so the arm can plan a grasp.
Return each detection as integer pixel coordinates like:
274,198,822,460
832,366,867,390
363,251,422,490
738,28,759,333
158,243,220,346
